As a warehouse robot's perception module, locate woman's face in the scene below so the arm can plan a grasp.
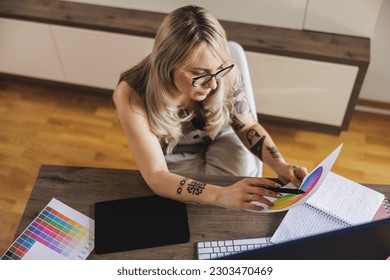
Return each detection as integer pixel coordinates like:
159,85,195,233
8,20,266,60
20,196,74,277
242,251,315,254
174,46,223,107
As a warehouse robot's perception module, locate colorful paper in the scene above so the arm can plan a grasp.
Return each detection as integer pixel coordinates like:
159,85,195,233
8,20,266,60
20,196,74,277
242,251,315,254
253,143,343,212
1,198,94,260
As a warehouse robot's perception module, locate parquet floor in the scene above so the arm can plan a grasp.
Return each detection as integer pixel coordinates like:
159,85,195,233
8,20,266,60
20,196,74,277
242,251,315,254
0,78,389,256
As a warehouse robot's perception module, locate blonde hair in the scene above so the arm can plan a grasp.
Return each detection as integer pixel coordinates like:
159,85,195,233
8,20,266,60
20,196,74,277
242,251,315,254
120,5,234,154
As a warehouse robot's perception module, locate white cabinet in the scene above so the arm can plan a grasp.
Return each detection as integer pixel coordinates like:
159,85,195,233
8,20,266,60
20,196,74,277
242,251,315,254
0,17,362,130
51,26,154,89
0,18,154,90
62,0,308,29
0,18,65,82
247,52,358,126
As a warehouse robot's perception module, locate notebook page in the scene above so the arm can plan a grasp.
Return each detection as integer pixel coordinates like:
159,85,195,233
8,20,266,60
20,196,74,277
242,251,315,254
271,203,348,243
271,172,385,244
306,172,384,224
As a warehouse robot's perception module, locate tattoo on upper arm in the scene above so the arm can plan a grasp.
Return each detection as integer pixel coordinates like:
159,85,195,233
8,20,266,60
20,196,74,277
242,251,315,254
232,76,256,122
176,177,206,196
234,100,247,115
233,78,245,97
266,146,281,158
232,116,245,131
232,78,247,116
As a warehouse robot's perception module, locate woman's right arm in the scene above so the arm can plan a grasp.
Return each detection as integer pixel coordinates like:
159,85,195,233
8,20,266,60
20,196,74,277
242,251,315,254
113,81,281,210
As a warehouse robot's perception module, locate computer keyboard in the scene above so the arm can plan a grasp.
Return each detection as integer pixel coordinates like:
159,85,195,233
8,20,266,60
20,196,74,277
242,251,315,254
197,236,273,260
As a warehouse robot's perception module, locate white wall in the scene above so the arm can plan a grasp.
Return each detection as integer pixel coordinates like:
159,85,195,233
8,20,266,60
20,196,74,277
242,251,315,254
359,0,390,103
61,0,388,104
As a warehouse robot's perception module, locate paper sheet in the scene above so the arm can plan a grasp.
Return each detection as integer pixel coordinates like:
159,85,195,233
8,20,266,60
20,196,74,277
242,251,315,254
271,172,385,243
252,143,343,212
1,198,95,260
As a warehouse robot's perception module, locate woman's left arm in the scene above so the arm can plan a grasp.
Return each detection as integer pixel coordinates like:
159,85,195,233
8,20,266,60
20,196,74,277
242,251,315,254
229,73,308,186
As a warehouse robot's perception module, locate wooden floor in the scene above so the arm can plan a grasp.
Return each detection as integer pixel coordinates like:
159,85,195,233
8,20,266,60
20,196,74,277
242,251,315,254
0,78,389,256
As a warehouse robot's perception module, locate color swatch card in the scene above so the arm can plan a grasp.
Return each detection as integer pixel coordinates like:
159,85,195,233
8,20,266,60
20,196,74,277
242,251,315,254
252,143,343,212
1,198,94,260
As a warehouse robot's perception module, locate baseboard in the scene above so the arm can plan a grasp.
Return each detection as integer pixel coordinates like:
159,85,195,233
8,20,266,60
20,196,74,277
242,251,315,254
356,99,390,116
0,73,113,96
257,114,341,135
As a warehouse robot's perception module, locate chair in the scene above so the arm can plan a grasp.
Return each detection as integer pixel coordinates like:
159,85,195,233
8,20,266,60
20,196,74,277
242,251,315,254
228,41,263,176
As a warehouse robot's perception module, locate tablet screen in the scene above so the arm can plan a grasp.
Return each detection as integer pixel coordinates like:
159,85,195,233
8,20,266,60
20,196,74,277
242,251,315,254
94,195,190,255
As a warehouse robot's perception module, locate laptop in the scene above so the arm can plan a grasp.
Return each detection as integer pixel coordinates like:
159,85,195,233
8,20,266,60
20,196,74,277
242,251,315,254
221,218,390,260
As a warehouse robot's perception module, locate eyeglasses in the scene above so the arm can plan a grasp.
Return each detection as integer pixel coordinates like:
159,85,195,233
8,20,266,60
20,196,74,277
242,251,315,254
181,64,234,87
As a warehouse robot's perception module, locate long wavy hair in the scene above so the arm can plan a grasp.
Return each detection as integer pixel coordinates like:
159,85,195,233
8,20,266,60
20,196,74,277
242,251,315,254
119,5,234,154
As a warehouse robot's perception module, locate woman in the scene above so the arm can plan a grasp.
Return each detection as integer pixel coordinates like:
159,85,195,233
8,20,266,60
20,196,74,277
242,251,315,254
113,5,308,211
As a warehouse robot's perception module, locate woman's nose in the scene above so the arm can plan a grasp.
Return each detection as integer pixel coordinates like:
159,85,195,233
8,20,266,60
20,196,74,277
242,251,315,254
204,76,217,90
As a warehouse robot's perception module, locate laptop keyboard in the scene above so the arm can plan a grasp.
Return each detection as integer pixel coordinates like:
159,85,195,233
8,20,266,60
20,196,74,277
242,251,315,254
197,236,273,259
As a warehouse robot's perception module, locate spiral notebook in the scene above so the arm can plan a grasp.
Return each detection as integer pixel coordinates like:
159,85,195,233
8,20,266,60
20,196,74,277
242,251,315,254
271,172,388,244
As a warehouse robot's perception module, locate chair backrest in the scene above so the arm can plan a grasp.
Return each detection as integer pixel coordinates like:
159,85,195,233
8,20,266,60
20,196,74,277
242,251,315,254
228,41,257,121
228,41,262,176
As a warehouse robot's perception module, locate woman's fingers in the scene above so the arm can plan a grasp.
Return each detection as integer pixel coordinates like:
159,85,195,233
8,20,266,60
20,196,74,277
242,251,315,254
244,177,281,188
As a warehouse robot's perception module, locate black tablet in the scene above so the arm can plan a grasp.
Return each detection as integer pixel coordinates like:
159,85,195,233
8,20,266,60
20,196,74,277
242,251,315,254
94,195,190,255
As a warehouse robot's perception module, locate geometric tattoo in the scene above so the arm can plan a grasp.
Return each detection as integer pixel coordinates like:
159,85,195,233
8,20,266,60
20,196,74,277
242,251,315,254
186,180,206,196
249,134,266,161
176,177,188,195
177,177,206,196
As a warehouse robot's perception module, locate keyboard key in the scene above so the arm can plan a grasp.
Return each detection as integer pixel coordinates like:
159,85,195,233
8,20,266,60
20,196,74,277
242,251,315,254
233,237,270,246
198,247,214,254
198,253,210,260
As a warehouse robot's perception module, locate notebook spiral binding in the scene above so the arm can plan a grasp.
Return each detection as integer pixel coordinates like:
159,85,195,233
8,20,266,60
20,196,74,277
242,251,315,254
303,202,351,227
383,198,390,216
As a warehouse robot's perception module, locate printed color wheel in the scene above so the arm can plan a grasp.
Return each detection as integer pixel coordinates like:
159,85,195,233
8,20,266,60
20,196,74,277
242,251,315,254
268,166,323,211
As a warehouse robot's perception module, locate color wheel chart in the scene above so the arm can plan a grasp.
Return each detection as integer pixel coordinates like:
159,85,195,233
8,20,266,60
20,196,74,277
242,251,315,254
1,198,94,260
268,167,323,211
265,143,343,212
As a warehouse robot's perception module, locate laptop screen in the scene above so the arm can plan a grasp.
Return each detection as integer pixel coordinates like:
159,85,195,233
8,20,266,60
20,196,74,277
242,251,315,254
222,218,390,260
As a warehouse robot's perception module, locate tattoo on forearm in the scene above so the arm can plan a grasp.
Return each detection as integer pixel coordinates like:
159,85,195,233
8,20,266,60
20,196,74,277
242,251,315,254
177,177,206,196
249,135,266,161
232,116,245,131
246,129,261,146
186,180,206,196
266,146,281,158
176,177,188,195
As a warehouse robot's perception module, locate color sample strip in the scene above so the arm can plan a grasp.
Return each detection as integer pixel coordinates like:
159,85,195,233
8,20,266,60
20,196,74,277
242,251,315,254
1,199,93,260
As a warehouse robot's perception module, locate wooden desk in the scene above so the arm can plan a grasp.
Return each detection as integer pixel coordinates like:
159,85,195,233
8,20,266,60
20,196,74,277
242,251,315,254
17,164,389,260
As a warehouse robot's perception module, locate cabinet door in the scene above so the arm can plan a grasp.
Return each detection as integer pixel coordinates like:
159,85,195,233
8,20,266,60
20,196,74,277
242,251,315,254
247,52,358,126
50,25,154,89
0,18,65,82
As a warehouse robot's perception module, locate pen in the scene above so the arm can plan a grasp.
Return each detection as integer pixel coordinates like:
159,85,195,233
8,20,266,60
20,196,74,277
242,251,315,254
262,186,305,195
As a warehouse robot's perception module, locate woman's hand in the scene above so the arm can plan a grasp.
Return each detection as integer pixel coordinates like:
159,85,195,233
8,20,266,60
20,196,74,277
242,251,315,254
276,164,308,187
215,177,283,211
